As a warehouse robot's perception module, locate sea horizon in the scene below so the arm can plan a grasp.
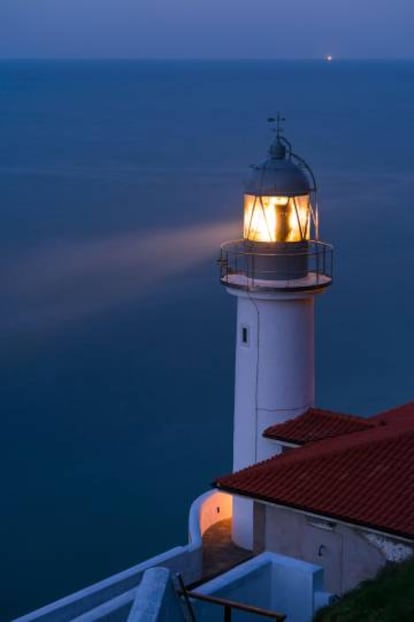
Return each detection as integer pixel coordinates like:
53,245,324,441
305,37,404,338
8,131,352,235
2,57,414,62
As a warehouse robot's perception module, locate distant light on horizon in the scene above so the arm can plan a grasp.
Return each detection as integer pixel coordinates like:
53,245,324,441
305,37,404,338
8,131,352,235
325,54,334,62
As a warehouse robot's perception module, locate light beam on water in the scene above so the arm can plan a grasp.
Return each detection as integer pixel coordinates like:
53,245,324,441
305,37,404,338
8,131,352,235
1,219,239,338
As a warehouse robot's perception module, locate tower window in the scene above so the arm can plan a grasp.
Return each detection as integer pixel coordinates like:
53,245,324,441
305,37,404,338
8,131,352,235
241,325,249,345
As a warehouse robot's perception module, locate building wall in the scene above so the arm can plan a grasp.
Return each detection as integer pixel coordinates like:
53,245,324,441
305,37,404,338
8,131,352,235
254,502,401,594
232,293,315,472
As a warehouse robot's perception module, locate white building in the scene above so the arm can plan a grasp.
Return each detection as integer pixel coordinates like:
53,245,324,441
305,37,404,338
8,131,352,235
216,404,414,595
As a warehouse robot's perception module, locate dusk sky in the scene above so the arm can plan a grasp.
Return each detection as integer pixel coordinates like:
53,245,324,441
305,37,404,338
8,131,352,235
1,0,414,59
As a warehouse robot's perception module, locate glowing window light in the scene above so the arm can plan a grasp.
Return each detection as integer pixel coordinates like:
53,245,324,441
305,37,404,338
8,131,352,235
243,194,311,243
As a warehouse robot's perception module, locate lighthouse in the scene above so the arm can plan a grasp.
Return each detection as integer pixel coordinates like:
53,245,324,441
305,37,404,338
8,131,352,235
219,119,333,548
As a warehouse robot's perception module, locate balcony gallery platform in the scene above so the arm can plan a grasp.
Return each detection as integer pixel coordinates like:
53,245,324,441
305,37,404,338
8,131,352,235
221,272,332,293
218,239,334,294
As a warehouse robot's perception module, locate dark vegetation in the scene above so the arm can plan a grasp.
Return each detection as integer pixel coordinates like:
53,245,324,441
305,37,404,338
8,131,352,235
313,557,414,622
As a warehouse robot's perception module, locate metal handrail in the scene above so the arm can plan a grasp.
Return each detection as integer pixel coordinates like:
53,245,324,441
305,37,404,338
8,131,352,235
218,239,333,292
179,589,286,622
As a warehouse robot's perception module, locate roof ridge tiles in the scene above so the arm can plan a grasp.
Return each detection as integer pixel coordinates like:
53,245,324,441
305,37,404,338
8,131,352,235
263,407,374,444
371,400,414,422
283,421,414,463
218,425,414,487
307,407,367,422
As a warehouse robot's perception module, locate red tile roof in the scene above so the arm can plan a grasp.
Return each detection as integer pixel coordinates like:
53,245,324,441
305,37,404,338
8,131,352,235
371,401,414,425
263,408,373,445
216,404,414,539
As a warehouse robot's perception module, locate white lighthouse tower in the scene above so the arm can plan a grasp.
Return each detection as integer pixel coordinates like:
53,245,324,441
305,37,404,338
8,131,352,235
219,119,333,548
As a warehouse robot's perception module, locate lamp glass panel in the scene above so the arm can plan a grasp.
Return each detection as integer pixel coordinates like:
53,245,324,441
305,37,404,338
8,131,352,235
243,194,311,242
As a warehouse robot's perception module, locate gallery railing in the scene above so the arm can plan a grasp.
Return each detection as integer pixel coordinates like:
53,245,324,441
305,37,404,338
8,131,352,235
218,239,333,292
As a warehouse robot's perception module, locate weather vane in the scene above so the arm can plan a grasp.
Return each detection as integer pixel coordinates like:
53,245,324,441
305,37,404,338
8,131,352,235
267,112,286,138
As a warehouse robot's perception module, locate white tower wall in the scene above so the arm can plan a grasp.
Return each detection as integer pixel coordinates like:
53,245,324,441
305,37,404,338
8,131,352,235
228,287,319,549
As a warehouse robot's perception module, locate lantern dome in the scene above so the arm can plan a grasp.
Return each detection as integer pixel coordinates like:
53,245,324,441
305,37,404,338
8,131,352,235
245,136,312,197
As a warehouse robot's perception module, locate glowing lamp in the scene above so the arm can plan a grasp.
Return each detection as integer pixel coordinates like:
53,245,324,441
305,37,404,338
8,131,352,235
243,194,311,243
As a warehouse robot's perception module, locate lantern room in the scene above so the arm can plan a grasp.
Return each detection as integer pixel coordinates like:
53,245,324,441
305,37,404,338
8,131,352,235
219,120,333,292
243,130,316,245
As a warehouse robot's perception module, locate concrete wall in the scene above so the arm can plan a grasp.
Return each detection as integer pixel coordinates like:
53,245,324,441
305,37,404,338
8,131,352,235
13,545,200,622
256,502,392,594
126,568,185,622
193,551,333,622
14,490,228,622
196,561,272,622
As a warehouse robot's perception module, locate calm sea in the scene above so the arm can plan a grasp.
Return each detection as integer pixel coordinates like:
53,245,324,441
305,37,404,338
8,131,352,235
1,60,414,620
